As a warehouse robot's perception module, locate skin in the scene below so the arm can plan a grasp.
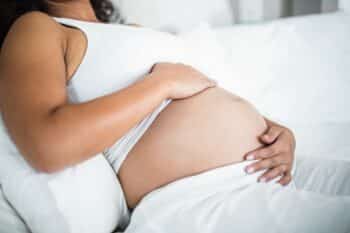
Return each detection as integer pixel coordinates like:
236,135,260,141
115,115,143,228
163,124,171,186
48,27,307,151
119,87,270,207
0,0,295,204
0,1,216,173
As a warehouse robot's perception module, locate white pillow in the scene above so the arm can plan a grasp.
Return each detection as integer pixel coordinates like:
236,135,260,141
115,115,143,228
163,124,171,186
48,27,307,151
0,23,233,233
213,12,350,160
214,12,350,125
115,0,234,32
0,116,128,233
176,23,233,83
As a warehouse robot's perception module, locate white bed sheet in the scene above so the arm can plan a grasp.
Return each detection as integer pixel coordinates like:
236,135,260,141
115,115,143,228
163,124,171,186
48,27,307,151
1,12,349,233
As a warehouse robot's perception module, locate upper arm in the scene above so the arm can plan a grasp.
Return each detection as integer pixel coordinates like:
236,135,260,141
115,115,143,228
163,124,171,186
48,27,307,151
0,12,68,159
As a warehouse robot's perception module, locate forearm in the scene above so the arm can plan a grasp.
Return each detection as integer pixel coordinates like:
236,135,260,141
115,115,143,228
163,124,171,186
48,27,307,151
29,74,169,172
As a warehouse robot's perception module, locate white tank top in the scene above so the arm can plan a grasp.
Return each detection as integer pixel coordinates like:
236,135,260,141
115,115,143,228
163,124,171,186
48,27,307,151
52,17,184,172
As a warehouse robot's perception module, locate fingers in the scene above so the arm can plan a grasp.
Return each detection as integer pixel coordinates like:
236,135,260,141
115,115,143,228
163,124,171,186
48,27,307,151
258,165,288,183
244,123,295,186
278,172,292,186
245,154,288,174
246,144,279,161
246,131,292,161
260,125,283,144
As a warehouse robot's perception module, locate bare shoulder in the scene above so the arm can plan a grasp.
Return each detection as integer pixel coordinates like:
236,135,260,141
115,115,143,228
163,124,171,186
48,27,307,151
7,11,63,39
1,11,65,62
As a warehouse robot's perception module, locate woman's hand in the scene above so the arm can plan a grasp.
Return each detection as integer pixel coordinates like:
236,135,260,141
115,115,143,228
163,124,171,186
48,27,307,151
244,121,296,186
150,62,217,99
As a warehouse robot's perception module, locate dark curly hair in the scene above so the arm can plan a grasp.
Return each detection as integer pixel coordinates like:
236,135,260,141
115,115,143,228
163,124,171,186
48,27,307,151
0,0,123,49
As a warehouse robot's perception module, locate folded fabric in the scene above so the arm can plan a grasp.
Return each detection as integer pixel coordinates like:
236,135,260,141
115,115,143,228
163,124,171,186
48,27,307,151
125,158,350,233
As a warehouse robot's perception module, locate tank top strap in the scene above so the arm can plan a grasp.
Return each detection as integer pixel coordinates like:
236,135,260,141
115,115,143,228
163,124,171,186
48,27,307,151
51,17,95,101
52,17,92,40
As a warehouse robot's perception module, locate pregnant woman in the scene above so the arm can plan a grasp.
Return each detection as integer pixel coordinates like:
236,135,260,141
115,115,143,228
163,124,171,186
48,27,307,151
0,1,349,233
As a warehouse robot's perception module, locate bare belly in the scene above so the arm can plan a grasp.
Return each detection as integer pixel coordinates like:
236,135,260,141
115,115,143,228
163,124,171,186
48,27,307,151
118,87,268,208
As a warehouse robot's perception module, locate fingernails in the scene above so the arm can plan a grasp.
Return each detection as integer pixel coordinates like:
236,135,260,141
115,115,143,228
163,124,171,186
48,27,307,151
245,167,255,174
259,177,267,183
246,154,255,160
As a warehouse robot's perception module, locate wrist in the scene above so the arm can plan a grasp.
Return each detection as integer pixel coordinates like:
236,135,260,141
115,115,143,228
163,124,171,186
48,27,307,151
145,73,173,100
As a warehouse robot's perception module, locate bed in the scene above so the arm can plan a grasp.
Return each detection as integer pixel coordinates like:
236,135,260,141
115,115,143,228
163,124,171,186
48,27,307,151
1,8,349,233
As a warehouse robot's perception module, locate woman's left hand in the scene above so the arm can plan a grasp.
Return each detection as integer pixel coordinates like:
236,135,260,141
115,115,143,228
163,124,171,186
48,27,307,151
244,122,296,186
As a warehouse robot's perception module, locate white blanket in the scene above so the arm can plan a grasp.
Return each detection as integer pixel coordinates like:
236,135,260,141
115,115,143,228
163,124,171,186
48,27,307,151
124,158,350,233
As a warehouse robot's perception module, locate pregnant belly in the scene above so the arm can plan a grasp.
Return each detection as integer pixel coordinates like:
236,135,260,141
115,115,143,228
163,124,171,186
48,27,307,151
118,87,267,208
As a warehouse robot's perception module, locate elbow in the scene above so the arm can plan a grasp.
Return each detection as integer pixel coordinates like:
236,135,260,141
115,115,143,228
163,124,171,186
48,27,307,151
28,134,70,174
31,156,63,174
31,159,62,174
29,150,65,174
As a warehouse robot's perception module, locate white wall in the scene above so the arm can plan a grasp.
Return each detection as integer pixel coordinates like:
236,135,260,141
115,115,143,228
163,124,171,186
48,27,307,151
114,0,339,27
264,0,289,20
235,0,264,22
115,0,234,31
234,0,338,23
233,0,289,23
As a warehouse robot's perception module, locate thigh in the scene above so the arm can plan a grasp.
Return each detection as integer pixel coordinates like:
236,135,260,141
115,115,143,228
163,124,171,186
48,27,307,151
125,179,350,233
293,156,350,196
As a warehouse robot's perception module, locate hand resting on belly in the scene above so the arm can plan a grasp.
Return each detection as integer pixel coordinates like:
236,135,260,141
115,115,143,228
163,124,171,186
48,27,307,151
119,86,268,208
